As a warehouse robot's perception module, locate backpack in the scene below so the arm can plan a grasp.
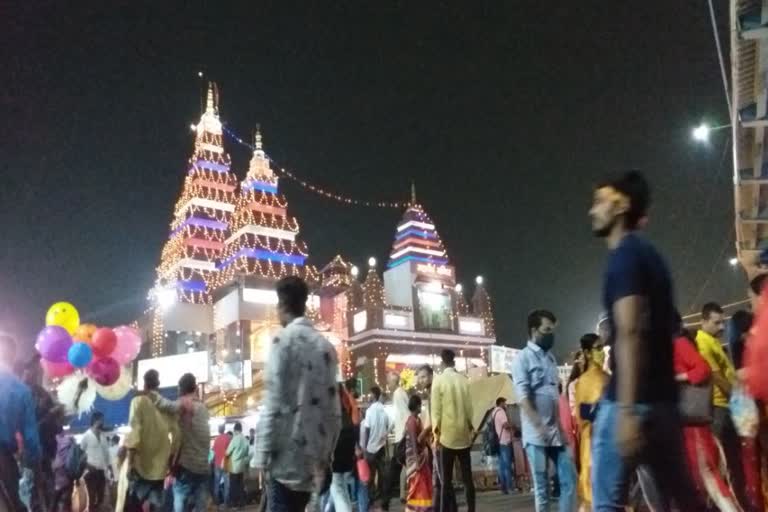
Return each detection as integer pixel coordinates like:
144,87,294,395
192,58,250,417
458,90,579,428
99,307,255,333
484,408,501,456
64,439,87,480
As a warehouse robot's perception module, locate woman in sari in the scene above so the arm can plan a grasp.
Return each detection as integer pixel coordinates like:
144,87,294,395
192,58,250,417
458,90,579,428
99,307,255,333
675,326,740,511
405,394,432,512
574,333,607,511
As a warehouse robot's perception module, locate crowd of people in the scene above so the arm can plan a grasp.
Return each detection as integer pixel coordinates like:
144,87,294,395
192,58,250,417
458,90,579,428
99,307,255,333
2,169,768,512
500,170,768,512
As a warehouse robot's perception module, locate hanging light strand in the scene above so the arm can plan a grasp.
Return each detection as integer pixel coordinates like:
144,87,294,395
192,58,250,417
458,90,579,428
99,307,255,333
222,124,410,209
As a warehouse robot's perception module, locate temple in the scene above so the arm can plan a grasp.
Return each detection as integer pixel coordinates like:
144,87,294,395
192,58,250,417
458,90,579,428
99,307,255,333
142,85,496,413
345,196,496,389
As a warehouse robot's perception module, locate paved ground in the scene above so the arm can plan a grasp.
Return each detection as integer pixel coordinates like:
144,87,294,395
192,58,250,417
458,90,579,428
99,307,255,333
242,491,537,511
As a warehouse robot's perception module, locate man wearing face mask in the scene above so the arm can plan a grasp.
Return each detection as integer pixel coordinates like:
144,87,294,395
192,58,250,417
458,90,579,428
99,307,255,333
511,310,576,512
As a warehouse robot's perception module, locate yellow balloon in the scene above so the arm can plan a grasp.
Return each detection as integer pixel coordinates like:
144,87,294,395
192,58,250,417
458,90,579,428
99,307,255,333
45,302,80,335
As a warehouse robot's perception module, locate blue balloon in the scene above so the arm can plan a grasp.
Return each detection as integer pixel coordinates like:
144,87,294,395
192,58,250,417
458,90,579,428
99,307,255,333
68,341,93,368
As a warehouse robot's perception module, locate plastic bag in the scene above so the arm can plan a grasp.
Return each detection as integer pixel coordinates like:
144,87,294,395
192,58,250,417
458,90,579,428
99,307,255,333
730,384,759,438
356,457,370,484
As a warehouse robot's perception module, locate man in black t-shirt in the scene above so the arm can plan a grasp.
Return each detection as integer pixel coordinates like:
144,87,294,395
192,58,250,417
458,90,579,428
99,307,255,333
588,171,701,511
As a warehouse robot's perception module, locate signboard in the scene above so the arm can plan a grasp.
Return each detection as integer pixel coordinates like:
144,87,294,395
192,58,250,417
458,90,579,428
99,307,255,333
415,263,454,280
383,310,413,330
137,351,210,389
353,311,368,333
243,288,320,309
458,317,485,336
489,346,520,375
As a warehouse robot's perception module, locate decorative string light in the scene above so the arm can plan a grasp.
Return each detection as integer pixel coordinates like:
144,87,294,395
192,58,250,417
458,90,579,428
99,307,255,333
362,267,386,308
214,126,319,287
472,280,496,337
222,124,411,209
151,310,164,356
455,285,470,316
156,82,237,306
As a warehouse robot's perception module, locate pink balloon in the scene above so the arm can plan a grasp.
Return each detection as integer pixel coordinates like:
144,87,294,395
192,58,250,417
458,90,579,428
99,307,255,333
40,359,74,378
112,326,142,365
87,357,120,386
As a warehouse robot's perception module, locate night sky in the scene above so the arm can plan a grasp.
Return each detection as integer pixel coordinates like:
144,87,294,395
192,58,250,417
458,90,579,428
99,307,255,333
2,1,745,359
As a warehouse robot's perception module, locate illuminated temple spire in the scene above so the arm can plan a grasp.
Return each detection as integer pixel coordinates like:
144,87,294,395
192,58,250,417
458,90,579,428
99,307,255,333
156,82,237,304
472,279,495,336
205,82,216,113
387,195,448,269
218,127,317,285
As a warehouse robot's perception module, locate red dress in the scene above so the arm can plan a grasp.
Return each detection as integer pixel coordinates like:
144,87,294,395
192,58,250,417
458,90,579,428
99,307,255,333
673,336,739,509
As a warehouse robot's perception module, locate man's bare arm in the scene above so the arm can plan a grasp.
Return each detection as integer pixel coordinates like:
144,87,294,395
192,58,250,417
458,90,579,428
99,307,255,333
614,295,646,408
711,372,732,397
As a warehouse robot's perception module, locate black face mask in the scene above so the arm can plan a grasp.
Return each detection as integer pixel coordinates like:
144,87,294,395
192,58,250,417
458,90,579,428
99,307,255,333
537,332,555,352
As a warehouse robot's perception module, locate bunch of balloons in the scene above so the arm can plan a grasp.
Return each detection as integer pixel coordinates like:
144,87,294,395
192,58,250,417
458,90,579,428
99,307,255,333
35,301,142,401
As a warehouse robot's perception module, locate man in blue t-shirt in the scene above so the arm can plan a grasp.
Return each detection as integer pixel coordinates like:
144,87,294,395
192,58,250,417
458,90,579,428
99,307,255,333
589,171,701,511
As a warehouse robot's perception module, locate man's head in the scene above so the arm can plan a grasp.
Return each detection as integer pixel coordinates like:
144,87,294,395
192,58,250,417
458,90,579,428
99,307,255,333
234,422,242,433
496,397,507,408
750,273,768,309
344,378,360,399
21,355,43,386
408,394,422,414
143,369,160,391
590,170,650,239
440,349,456,369
276,276,308,327
178,372,197,396
370,386,382,404
580,333,605,367
730,309,753,344
218,424,226,435
0,335,17,370
416,365,433,391
386,371,400,392
112,435,120,446
527,309,557,351
91,411,104,430
701,302,725,338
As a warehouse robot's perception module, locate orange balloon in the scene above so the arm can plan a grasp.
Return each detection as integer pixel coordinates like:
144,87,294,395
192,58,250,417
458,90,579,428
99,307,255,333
74,323,98,344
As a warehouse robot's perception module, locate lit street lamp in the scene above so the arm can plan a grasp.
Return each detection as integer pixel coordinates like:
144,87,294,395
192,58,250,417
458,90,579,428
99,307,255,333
729,257,739,267
154,283,177,311
691,123,730,143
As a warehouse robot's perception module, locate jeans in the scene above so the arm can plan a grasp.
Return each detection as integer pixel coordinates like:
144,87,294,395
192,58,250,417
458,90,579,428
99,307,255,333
328,472,353,512
213,466,228,505
591,400,703,512
267,478,311,512
172,467,209,512
382,454,403,510
433,445,475,512
228,472,245,507
356,474,369,512
84,468,107,511
364,448,386,503
524,444,575,512
497,444,515,493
